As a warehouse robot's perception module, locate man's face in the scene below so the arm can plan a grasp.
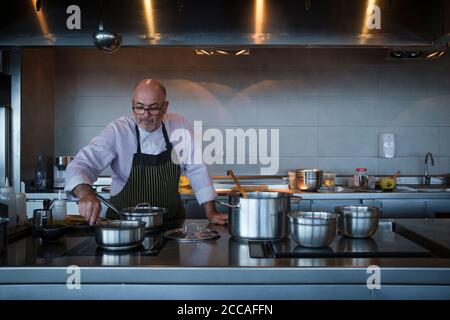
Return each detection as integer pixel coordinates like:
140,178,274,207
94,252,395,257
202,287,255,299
132,86,168,132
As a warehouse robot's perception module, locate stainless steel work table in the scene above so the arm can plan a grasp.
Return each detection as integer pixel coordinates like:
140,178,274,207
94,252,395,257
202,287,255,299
1,219,450,300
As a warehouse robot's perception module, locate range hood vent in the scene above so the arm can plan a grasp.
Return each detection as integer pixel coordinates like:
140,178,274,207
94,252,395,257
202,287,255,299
0,0,448,49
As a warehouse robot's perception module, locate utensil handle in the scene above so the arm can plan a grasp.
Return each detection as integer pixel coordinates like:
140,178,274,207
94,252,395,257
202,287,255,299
227,169,248,198
215,200,240,209
95,193,121,218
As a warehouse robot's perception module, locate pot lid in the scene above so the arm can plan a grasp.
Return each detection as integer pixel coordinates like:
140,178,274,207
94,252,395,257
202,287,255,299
163,223,220,242
121,203,167,216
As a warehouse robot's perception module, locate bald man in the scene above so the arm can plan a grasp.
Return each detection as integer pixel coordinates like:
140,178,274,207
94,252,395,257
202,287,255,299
65,79,227,225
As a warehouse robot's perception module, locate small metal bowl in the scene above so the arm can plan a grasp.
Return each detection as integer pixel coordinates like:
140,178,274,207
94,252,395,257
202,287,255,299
288,212,337,248
335,205,380,238
36,224,67,243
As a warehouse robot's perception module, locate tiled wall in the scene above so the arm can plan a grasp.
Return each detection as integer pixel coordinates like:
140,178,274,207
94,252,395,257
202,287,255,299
52,47,450,176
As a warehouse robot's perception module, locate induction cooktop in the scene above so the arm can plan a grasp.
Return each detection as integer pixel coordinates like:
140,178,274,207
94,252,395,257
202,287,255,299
249,222,432,259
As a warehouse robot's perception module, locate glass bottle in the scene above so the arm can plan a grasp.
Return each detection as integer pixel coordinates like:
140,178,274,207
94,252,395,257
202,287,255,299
35,155,47,191
354,168,369,189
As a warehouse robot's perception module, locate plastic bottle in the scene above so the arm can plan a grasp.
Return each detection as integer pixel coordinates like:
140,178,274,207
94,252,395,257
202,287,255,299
0,178,17,229
35,155,47,191
52,191,67,224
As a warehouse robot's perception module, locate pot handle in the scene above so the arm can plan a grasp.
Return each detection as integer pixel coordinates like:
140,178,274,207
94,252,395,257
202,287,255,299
215,200,240,209
291,196,302,202
135,203,152,210
184,223,201,234
96,193,121,219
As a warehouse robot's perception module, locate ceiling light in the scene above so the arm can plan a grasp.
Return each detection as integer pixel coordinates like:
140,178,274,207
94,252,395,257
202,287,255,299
390,51,404,58
407,51,422,58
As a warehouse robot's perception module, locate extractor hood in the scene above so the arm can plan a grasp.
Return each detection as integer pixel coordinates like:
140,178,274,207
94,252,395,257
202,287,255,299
0,0,448,49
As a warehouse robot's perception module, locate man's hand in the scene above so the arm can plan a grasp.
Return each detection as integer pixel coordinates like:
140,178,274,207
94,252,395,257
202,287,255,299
74,184,102,225
202,200,228,225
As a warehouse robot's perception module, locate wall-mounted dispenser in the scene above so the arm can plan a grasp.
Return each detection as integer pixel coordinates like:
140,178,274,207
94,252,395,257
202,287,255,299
379,133,395,159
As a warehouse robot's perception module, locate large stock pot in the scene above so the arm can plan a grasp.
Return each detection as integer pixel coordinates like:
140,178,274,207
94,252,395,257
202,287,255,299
217,192,301,241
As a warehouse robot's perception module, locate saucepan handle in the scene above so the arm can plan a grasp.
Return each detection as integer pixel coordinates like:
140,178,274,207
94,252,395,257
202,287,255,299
215,200,240,209
95,193,121,218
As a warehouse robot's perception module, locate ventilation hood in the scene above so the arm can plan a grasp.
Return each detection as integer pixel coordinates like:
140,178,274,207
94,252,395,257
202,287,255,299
0,0,448,49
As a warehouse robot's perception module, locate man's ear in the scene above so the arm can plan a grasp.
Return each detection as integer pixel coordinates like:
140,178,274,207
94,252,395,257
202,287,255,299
162,100,169,113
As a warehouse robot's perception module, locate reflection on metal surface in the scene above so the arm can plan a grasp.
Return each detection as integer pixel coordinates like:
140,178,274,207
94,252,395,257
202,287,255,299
29,0,55,43
360,0,379,44
195,49,251,56
143,0,160,44
253,0,265,44
426,50,446,59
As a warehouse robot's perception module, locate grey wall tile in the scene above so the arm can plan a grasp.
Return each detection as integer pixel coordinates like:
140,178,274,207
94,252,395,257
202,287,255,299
439,157,450,173
58,96,132,127
379,65,448,97
279,127,318,157
55,126,104,156
375,96,450,126
378,157,440,175
317,97,379,126
379,127,439,157
318,127,379,156
256,97,317,126
278,157,318,174
439,127,450,157
318,157,379,175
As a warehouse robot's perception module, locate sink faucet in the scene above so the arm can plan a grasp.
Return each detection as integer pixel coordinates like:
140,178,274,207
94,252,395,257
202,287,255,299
424,152,435,185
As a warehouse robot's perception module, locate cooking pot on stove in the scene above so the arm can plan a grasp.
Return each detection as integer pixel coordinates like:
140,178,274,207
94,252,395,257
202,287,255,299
96,194,166,230
217,192,301,242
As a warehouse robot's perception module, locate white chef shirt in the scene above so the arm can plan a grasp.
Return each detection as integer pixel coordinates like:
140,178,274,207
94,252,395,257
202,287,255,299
65,113,217,205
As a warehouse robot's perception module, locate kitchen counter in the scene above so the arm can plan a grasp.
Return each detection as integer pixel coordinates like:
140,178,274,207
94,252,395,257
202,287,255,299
1,219,450,300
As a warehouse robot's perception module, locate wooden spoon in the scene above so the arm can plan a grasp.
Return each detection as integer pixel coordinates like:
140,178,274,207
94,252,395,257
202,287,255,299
227,169,248,198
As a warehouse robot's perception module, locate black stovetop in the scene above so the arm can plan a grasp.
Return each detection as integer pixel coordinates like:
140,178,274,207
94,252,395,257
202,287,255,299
66,229,167,257
249,224,432,259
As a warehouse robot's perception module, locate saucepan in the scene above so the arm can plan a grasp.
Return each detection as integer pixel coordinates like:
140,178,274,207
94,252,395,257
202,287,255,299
95,194,167,230
94,220,146,250
217,192,302,241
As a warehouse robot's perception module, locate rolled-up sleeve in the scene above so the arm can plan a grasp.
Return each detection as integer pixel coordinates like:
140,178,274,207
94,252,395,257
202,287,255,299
65,124,117,193
178,118,217,205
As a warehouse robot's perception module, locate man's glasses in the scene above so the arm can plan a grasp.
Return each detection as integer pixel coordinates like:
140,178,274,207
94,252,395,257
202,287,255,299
132,102,165,115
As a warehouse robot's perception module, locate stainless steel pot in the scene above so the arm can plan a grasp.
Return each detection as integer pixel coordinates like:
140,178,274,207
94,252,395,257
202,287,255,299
96,194,166,229
296,169,323,191
288,212,337,248
218,192,301,241
335,205,380,238
0,217,9,253
94,220,146,250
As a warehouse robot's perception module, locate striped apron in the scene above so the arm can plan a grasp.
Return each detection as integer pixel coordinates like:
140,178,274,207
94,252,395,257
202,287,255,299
107,122,185,223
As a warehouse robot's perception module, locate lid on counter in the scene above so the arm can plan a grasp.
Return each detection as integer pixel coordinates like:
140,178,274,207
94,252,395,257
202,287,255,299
163,223,220,242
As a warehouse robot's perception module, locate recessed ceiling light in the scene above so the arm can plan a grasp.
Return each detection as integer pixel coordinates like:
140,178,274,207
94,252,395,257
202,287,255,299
390,51,404,58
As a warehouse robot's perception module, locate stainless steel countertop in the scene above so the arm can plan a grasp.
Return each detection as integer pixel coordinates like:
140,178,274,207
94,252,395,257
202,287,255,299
1,219,450,287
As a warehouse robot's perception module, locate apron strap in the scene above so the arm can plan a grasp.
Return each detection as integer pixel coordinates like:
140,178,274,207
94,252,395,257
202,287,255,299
134,121,172,154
